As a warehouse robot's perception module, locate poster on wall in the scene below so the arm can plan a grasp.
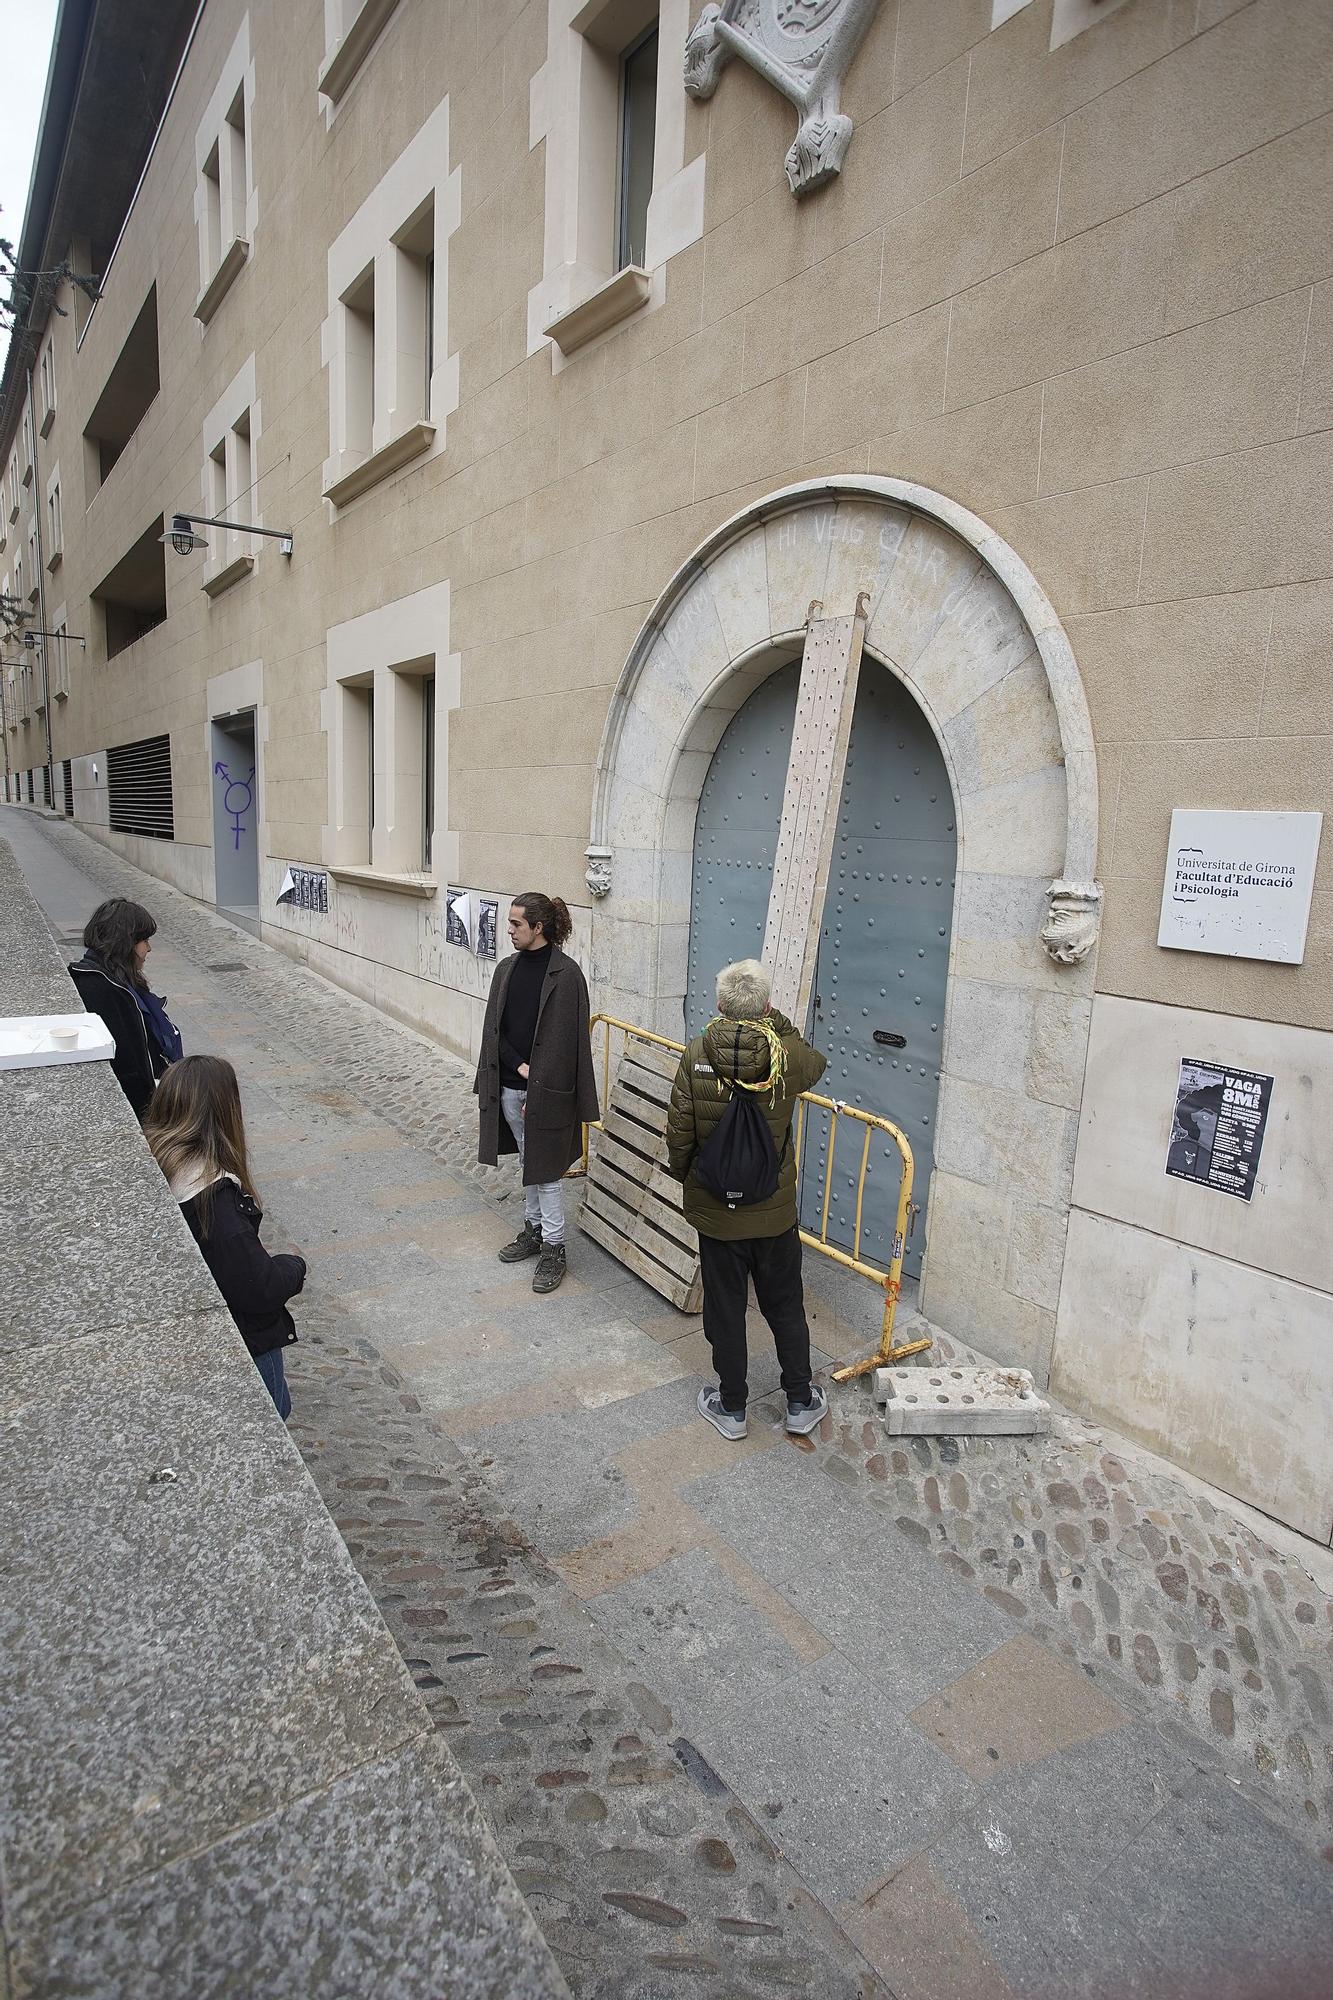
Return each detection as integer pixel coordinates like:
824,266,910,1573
276,865,329,914
445,889,471,948
1157,809,1322,963
475,898,498,958
1165,1058,1272,1203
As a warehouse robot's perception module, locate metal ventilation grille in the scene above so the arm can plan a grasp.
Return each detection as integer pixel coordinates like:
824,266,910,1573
107,733,174,839
40,763,51,808
62,758,73,817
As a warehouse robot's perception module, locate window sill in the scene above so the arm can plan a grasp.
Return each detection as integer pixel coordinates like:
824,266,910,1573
26,585,40,604
323,421,435,510
318,0,402,104
195,237,250,327
45,549,62,574
7,504,18,525
39,406,55,439
202,553,255,599
20,463,32,489
328,864,436,899
54,688,68,702
544,265,651,357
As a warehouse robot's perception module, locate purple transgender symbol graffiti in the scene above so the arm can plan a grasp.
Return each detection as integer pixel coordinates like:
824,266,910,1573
214,761,255,851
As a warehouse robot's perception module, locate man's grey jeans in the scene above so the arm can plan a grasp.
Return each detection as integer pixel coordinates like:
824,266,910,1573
500,1085,566,1246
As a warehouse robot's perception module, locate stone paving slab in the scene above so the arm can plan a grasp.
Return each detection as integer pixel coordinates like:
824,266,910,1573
9,809,1333,1997
0,1309,425,1936
11,1737,566,2000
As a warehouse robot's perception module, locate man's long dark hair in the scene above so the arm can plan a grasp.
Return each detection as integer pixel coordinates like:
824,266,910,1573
82,897,157,991
513,891,572,947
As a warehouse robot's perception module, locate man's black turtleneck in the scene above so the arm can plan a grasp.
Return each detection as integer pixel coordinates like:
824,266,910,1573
499,943,552,1088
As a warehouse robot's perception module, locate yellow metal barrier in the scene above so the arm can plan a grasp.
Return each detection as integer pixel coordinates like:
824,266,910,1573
583,1013,930,1378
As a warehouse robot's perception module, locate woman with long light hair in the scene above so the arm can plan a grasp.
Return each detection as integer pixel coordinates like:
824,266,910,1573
145,1055,306,1417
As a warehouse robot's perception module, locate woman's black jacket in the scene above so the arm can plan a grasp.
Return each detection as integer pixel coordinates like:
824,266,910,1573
180,1178,306,1357
67,953,165,1119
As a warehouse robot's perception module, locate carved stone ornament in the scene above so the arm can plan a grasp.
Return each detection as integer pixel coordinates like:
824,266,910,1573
585,845,613,900
684,0,885,197
1041,879,1103,966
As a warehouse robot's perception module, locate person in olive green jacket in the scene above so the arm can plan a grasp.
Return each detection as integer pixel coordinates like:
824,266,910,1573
666,958,829,1441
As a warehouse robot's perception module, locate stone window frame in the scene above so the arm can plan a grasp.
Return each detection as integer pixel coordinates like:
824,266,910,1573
25,523,39,602
199,355,262,600
6,455,19,525
193,17,257,328
48,598,70,700
530,0,705,363
44,464,62,571
20,407,34,487
321,580,460,893
318,0,403,115
321,97,460,513
38,342,56,437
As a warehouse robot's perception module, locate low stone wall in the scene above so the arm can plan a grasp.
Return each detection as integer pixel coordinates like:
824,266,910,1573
0,835,566,1998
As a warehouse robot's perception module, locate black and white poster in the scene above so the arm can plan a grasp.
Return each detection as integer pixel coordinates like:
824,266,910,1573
276,865,329,914
444,889,470,948
1165,1058,1272,1203
475,898,498,958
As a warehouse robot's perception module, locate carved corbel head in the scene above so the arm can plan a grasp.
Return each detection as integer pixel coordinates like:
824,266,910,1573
585,845,613,900
1041,880,1102,965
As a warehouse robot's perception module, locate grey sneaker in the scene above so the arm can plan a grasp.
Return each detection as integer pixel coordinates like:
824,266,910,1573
498,1220,542,1263
697,1386,748,1440
785,1385,828,1436
532,1242,567,1294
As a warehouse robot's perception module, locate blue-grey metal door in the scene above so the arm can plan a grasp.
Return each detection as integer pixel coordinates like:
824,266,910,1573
687,657,955,1281
685,659,798,1041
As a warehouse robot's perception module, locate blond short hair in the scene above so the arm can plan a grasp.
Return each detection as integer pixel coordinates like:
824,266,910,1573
715,958,770,1020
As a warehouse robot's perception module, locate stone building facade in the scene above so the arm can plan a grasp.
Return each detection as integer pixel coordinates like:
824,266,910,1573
2,0,1329,1541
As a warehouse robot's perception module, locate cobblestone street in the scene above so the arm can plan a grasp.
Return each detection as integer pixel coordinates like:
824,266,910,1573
8,807,1333,2000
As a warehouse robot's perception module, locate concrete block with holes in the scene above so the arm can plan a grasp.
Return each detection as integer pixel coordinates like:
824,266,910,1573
875,1363,1051,1436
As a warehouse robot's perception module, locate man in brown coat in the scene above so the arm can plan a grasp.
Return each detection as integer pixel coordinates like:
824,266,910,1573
666,957,829,1439
475,891,599,1293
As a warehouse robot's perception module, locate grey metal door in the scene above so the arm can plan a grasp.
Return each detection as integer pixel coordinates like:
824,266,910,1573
686,657,955,1281
686,659,798,1041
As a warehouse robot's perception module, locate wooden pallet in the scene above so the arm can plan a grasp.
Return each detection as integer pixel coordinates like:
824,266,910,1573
577,1038,703,1313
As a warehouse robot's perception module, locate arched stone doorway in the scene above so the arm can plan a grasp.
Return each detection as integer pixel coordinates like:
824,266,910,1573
586,478,1102,1384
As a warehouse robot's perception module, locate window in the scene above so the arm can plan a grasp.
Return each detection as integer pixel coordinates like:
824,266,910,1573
84,287,160,491
324,581,455,887
533,3,703,358
46,468,62,569
92,517,168,658
194,19,256,325
39,344,56,434
26,526,38,599
7,457,19,522
49,609,70,700
617,25,657,272
422,671,436,869
200,358,261,596
107,732,174,839
20,407,33,485
337,676,375,864
322,98,458,509
319,0,404,108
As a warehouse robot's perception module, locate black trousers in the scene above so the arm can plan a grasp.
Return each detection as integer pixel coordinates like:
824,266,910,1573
697,1225,812,1413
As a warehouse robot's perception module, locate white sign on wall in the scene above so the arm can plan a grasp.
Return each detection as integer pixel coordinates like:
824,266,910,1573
1157,810,1323,964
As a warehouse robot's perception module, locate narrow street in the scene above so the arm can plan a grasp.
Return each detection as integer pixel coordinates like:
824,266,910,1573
7,806,1332,2000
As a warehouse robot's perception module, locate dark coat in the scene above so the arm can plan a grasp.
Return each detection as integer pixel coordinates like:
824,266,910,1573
665,1010,826,1240
67,954,166,1119
180,1176,306,1358
474,946,600,1185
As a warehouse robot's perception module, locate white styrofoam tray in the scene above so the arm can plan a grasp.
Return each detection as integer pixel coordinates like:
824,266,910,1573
0,1013,116,1071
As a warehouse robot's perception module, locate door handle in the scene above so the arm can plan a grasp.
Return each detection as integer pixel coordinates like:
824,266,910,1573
873,1030,907,1048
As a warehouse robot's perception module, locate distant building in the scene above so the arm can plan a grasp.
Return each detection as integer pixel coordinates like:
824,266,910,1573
2,0,1328,1541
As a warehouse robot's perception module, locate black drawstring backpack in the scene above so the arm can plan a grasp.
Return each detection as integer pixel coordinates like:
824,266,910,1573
692,1027,786,1210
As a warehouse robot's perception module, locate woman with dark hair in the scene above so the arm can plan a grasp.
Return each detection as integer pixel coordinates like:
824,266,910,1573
145,1055,305,1418
474,890,599,1293
68,896,183,1118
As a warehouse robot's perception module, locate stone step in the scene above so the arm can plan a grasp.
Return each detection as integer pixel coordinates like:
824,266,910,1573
876,1363,1051,1436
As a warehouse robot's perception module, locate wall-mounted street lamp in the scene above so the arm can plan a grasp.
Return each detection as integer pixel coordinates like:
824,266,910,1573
24,628,87,650
161,512,294,558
